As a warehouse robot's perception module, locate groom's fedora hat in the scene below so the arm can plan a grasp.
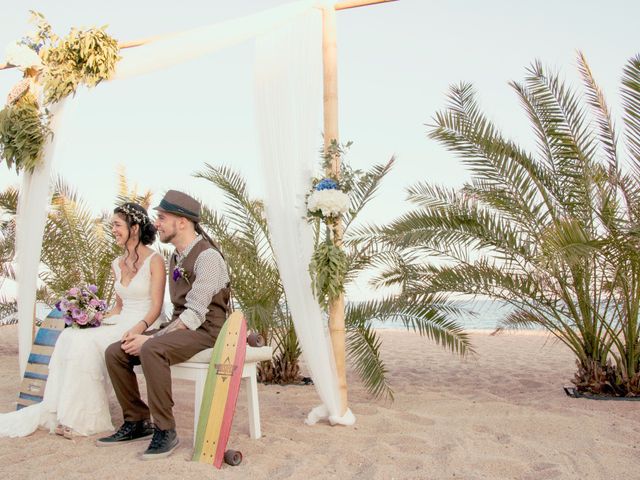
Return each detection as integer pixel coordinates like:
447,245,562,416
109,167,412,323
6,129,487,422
153,190,201,222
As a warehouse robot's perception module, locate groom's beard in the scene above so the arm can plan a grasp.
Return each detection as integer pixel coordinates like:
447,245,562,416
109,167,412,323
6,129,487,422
160,231,176,243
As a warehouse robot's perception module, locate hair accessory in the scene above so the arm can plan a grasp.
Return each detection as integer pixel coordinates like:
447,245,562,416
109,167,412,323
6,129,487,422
118,204,149,225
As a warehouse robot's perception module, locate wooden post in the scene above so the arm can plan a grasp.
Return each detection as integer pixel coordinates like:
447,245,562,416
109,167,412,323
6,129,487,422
322,5,348,416
32,303,37,340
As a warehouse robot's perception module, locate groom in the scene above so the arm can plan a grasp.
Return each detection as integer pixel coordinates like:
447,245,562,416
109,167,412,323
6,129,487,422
97,190,230,460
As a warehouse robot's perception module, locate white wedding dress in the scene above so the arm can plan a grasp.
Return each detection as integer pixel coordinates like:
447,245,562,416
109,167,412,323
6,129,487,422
0,253,160,437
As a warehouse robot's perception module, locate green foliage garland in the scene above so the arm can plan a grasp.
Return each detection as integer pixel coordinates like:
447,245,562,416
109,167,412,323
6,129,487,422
0,12,120,173
42,26,120,104
309,239,349,307
0,93,51,173
318,139,359,193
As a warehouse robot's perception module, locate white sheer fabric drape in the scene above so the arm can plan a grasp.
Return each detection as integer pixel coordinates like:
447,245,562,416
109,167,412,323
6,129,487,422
114,0,315,81
16,99,66,375
13,0,354,425
254,9,354,426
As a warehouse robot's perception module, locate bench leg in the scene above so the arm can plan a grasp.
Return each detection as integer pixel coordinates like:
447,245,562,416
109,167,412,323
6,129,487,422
245,364,261,439
193,373,205,447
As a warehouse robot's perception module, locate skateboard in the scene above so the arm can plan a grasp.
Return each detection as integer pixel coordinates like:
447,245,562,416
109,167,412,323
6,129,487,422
16,308,65,410
247,331,265,347
193,311,247,468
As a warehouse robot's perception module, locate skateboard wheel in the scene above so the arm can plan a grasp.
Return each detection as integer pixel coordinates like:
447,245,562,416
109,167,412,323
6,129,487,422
247,332,265,347
224,449,243,466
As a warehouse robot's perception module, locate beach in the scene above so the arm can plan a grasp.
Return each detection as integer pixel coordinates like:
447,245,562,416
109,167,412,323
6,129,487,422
0,325,638,480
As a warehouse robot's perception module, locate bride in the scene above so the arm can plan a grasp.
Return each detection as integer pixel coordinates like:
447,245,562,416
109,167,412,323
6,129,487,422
0,202,166,438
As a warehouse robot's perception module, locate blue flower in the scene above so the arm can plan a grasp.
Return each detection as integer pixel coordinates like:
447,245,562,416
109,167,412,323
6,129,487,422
315,178,338,191
19,37,44,53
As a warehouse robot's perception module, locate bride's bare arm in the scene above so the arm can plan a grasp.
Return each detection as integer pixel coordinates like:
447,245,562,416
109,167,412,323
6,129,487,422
141,254,166,328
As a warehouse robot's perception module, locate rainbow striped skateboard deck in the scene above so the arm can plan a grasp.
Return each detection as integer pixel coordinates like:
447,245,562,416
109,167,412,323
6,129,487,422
17,309,66,409
193,311,247,468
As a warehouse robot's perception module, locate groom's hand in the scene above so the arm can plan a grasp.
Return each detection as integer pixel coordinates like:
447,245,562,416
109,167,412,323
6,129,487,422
121,321,148,342
152,319,187,338
121,334,149,356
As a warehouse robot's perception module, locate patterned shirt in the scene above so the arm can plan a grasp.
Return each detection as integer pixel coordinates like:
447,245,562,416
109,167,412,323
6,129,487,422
175,235,230,330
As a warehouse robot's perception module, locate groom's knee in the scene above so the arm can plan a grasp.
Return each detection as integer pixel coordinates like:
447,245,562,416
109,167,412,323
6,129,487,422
105,341,124,365
139,338,163,364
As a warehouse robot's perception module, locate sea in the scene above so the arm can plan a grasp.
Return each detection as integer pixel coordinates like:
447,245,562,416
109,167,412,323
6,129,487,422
1,299,533,331
369,299,529,331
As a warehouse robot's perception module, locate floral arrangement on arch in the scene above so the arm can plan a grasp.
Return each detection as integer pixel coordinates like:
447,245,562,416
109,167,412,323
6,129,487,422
55,284,108,329
0,11,120,174
306,140,355,224
306,140,359,307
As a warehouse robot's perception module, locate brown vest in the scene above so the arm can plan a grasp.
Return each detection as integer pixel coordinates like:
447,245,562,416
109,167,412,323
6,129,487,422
168,238,230,338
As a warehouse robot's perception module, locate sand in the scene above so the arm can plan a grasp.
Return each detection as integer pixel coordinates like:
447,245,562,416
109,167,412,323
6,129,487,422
0,325,638,480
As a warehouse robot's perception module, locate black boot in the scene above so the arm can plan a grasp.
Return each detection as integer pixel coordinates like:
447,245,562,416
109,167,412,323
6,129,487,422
95,420,154,447
141,427,180,460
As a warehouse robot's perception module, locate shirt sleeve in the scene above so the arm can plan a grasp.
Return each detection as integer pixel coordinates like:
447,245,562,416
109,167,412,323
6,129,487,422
178,248,230,330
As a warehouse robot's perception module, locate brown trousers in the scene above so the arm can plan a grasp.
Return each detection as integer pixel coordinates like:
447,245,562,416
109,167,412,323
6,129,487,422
105,327,215,431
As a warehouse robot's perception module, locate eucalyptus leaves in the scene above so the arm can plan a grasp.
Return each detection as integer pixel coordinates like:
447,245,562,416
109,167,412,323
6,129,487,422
0,92,52,173
0,11,120,173
310,240,348,307
39,18,120,105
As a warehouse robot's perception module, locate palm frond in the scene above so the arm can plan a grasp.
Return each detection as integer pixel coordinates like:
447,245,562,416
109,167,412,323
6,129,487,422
622,54,640,177
346,321,393,400
343,157,395,232
577,51,618,171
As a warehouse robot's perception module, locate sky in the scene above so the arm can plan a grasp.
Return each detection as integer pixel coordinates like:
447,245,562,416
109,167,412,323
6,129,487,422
1,0,639,300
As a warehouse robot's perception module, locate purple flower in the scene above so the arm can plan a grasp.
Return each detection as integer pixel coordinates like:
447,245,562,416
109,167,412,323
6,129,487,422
173,266,190,284
57,283,107,328
75,313,89,326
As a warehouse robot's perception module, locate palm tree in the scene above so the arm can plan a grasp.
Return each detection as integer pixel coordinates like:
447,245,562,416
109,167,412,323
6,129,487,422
195,165,300,384
196,159,473,399
0,186,18,319
366,52,640,396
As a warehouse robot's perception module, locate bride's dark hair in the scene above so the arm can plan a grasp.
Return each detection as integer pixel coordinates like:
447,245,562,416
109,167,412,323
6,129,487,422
114,202,157,272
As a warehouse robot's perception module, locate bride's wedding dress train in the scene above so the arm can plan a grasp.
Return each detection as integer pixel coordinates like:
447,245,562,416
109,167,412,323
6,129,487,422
0,254,159,437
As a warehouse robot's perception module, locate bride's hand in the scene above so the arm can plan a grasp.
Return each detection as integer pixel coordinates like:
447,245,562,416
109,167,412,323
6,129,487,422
121,321,148,342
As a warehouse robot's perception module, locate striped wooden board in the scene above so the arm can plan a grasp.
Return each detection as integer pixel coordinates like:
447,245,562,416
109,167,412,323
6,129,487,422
16,309,66,410
193,311,247,468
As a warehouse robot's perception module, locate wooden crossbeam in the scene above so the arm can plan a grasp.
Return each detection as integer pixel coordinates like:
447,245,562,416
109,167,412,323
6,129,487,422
335,0,397,10
0,0,397,71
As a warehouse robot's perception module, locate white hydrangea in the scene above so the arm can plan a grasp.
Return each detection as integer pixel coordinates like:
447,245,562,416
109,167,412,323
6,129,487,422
5,41,42,71
307,189,350,218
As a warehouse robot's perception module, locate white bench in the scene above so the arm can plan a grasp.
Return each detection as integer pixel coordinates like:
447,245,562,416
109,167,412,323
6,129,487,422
134,345,272,445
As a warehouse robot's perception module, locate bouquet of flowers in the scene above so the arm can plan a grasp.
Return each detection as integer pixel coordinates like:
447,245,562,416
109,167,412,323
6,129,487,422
306,178,350,220
55,284,107,328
